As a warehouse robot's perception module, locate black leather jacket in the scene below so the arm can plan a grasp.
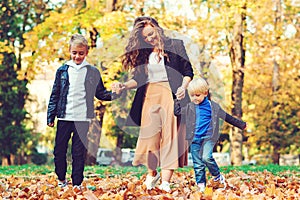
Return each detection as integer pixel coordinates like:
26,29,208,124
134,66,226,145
125,39,194,126
185,101,246,142
47,64,115,124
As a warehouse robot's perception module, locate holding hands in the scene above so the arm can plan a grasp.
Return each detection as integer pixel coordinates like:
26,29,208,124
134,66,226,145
112,82,187,99
175,86,186,100
175,77,191,100
112,82,126,95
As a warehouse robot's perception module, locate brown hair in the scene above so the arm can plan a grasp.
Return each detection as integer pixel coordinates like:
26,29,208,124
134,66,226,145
121,17,169,74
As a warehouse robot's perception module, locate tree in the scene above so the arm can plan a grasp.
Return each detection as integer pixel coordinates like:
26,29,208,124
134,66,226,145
270,0,281,164
17,0,300,165
0,52,29,165
242,0,300,163
187,0,300,164
0,0,52,165
184,0,248,165
227,2,247,166
23,0,130,165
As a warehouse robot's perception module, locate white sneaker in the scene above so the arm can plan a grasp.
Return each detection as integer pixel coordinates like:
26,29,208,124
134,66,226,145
197,183,205,193
144,173,160,190
57,180,68,188
159,181,171,192
73,185,83,193
213,174,226,189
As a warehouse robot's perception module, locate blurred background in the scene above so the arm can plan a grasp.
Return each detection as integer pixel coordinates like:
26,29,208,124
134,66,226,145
0,0,299,167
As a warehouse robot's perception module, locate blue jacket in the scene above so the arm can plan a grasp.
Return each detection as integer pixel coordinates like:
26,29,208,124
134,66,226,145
185,100,246,142
47,64,115,124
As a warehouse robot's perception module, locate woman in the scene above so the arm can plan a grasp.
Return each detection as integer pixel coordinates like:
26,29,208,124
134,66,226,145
114,16,193,192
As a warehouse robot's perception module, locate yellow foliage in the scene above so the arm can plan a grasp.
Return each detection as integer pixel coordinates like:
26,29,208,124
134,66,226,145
0,41,13,53
0,41,14,65
93,11,128,41
17,0,300,157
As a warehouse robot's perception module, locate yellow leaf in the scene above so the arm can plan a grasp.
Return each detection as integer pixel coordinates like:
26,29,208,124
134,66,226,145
204,186,213,196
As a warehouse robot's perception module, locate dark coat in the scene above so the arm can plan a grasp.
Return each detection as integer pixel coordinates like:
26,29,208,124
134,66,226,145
125,39,194,126
185,101,246,142
47,64,115,124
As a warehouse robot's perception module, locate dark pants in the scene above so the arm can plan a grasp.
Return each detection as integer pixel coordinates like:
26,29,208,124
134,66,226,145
54,120,89,186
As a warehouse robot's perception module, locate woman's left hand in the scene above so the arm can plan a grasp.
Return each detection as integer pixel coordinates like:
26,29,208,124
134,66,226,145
112,82,125,95
176,86,185,100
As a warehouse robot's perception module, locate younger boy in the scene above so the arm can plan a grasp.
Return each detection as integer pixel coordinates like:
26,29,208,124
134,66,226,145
185,77,247,192
47,33,119,191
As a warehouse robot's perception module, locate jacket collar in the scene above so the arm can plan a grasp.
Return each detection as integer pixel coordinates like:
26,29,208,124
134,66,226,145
65,59,90,70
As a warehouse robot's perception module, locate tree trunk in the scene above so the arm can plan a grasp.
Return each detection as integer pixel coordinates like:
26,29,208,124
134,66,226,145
272,143,280,164
19,149,28,165
89,28,99,48
229,5,246,166
85,101,106,165
10,154,15,165
1,155,11,166
271,61,280,164
106,0,117,11
271,0,281,165
1,157,8,166
85,26,104,165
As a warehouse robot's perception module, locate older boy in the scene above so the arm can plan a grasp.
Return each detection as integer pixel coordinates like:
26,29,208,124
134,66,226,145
47,33,118,191
185,77,247,192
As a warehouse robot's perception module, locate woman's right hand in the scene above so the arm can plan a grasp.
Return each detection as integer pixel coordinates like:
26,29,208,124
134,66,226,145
112,79,137,93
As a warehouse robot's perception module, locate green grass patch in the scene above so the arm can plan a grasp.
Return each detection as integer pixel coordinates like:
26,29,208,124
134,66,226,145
0,164,53,176
0,164,298,178
221,164,300,176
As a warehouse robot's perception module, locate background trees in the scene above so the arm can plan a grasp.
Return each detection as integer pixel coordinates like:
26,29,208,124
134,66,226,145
0,0,52,165
0,0,299,165
242,0,300,164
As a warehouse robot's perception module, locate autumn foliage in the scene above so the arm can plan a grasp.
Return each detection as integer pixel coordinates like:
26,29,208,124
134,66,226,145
0,169,299,199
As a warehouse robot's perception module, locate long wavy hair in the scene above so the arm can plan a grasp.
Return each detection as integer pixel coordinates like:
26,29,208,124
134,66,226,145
122,16,169,75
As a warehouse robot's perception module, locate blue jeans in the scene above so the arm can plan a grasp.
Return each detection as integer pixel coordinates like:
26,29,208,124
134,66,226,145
190,136,220,185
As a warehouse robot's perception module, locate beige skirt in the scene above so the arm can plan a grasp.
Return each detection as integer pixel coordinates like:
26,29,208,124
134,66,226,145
132,82,188,170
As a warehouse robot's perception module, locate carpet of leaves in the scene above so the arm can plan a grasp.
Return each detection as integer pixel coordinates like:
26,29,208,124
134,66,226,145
0,169,299,200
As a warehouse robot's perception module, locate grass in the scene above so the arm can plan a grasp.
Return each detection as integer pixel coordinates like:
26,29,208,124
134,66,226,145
220,164,300,176
0,164,53,176
0,164,299,178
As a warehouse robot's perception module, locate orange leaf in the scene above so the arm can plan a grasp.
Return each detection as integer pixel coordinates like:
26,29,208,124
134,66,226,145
83,190,98,200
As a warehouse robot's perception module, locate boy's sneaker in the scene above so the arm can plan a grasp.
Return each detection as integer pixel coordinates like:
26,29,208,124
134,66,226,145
213,174,226,189
57,180,68,188
197,183,205,193
73,185,83,193
159,181,171,193
144,173,160,190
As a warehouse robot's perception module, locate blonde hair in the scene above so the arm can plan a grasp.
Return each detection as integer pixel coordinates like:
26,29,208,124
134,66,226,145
188,77,209,95
69,33,89,50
